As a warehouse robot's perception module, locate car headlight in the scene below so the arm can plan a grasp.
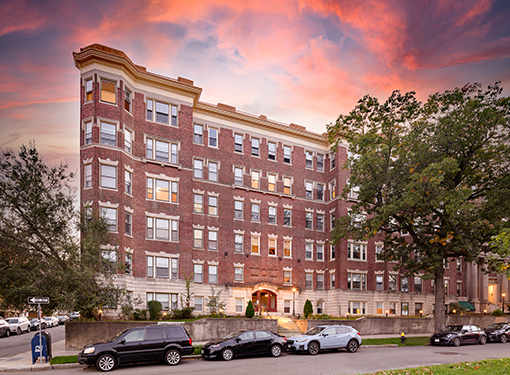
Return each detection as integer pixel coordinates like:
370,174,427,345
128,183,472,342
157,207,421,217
445,334,453,339
83,347,95,354
294,339,308,342
210,344,221,349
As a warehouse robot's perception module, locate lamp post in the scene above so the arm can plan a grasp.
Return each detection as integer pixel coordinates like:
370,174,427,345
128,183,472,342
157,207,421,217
419,310,423,317
386,310,389,318
98,309,102,321
292,288,296,317
503,293,506,313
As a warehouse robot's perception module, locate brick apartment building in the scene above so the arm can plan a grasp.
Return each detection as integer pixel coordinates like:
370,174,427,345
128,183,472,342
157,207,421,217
73,44,506,318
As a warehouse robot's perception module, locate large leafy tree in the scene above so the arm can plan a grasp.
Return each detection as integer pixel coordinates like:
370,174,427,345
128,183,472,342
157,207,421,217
327,83,510,332
0,142,123,316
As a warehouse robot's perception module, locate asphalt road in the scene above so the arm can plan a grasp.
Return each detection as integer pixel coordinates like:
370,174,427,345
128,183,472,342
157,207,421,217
4,341,510,375
0,324,65,359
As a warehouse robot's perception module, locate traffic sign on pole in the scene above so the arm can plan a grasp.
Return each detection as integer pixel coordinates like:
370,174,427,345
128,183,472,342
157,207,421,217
28,297,50,304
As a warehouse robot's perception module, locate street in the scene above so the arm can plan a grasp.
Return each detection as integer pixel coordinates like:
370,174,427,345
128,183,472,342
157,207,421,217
0,324,65,359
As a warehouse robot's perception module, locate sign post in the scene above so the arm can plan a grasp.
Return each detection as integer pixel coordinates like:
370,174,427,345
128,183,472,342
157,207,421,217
28,297,49,364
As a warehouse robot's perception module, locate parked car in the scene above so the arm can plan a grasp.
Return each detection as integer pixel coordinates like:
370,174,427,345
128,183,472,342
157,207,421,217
57,315,70,325
202,329,286,361
78,324,193,372
43,316,59,328
0,318,10,337
484,322,510,343
287,325,362,355
6,316,31,335
430,324,487,346
69,312,81,320
30,318,47,331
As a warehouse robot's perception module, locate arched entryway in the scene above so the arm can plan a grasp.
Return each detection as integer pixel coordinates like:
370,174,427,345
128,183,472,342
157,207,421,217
252,289,277,313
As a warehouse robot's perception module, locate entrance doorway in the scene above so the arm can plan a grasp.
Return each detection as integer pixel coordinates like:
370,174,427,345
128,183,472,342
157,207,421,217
252,290,277,313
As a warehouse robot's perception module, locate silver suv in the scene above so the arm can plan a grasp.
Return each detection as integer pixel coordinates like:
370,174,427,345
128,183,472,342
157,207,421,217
287,324,362,355
7,316,30,335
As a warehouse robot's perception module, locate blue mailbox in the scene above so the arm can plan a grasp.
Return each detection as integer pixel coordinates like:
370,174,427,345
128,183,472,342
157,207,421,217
31,331,52,364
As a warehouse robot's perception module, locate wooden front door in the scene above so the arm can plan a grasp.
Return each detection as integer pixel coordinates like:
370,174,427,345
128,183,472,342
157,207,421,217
252,290,277,312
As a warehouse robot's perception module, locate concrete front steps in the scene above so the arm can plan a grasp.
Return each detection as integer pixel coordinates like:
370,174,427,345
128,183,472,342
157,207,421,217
277,316,303,338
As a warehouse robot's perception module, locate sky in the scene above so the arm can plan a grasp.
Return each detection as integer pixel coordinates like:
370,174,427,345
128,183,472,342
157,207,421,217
1,0,510,182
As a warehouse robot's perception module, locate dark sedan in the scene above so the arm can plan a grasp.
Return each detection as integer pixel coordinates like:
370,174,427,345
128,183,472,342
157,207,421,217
484,323,510,343
430,324,487,347
202,329,286,361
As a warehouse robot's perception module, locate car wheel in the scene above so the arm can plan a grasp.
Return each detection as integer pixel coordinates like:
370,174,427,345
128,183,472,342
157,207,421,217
501,334,508,343
164,349,181,366
96,354,116,372
222,348,234,361
307,342,319,355
270,344,282,357
16,327,21,335
347,339,359,353
4,330,10,338
453,337,461,347
26,326,30,333
479,335,487,345
42,323,46,329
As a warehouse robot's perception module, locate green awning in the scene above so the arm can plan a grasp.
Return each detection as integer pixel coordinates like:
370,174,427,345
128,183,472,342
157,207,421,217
459,301,475,311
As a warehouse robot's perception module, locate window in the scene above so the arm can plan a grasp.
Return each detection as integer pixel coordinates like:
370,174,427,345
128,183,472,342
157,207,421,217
234,167,243,185
283,146,291,163
283,271,291,284
348,273,366,290
444,279,449,294
330,181,336,199
268,206,277,224
146,139,177,163
100,165,116,189
251,170,260,189
283,177,292,194
317,214,324,231
170,293,178,310
317,274,324,290
171,258,178,279
235,298,244,313
283,208,291,226
376,302,383,315
124,129,132,153
305,181,313,199
85,121,92,144
101,207,117,232
194,228,203,248
235,234,243,253
401,276,409,292
125,212,132,236
146,100,178,126
376,275,383,290
415,302,423,316
331,273,335,289
414,276,422,292
195,297,203,312
268,238,276,256
234,200,243,219
348,184,360,200
305,151,313,168
268,174,276,192
194,264,203,283
331,245,336,260
100,122,116,146
234,267,244,282
284,239,292,258
209,265,218,284
268,141,276,160
85,164,92,188
348,243,367,260
251,138,259,156
317,244,324,261
376,245,383,260
389,302,396,315
147,178,177,202
251,236,260,254
305,273,313,290
401,302,409,316
208,230,218,250
100,79,116,104
317,184,324,200
209,128,218,147
305,212,313,229
209,162,218,181
124,88,131,112
85,78,93,102
330,212,336,229
457,258,462,271
125,253,132,275
317,154,324,171
305,243,313,260
389,275,397,291
193,124,203,144
330,153,336,169
208,196,218,216
456,282,462,297
234,134,243,153
156,257,169,278
194,159,203,179
284,300,291,313
146,217,178,241
147,256,154,277
348,302,366,315
194,194,204,213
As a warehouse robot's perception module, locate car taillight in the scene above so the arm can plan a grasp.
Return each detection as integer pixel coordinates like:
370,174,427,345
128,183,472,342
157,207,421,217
357,332,361,336
189,338,192,345
284,337,287,341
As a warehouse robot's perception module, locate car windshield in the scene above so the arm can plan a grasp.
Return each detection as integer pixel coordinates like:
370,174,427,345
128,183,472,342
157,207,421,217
44,317,51,321
8,318,18,323
108,329,130,343
30,319,38,323
304,327,325,335
486,323,506,330
442,326,462,332
222,331,242,340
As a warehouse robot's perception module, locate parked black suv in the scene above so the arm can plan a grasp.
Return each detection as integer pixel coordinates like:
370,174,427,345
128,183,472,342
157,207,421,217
78,325,193,372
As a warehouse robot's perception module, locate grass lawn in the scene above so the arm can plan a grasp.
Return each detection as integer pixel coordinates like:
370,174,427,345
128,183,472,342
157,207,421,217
365,358,510,374
49,355,78,365
362,336,430,346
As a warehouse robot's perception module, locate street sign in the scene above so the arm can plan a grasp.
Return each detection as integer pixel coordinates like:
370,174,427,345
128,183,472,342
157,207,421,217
28,297,50,304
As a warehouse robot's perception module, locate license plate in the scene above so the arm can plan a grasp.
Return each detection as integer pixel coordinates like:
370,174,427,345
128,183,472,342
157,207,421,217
435,339,439,342
201,349,204,353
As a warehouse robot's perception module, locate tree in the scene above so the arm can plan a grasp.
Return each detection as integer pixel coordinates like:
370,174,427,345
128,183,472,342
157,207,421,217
327,83,510,332
0,142,124,315
205,287,226,315
303,299,313,318
245,300,255,318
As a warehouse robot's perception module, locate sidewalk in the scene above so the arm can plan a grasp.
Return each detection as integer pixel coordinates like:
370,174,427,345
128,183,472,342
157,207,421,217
0,334,432,372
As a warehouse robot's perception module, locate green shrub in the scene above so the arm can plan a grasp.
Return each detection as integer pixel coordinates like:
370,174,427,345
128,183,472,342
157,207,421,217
171,307,195,320
147,300,162,320
492,308,505,316
449,302,466,315
246,300,255,318
303,299,313,318
132,308,147,321
312,314,331,320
